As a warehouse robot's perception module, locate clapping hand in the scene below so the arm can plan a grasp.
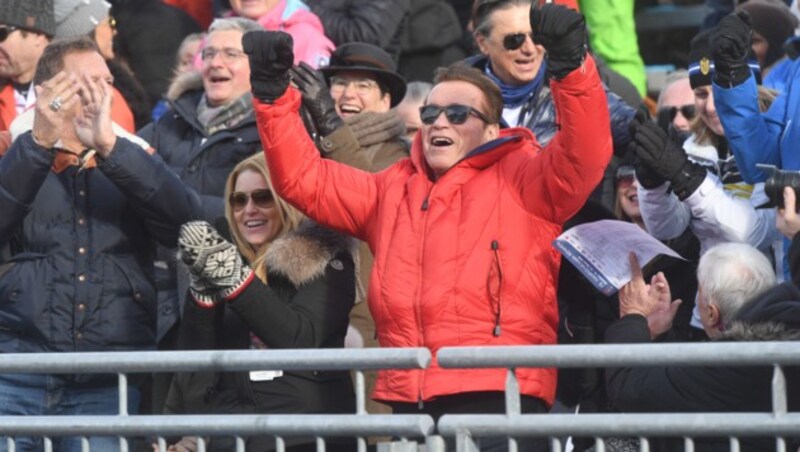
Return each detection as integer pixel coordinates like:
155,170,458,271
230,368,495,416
31,71,82,149
74,73,117,157
619,253,681,338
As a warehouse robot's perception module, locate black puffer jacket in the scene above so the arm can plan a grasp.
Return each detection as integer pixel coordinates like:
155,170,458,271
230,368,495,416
171,221,357,450
0,132,198,353
304,0,410,60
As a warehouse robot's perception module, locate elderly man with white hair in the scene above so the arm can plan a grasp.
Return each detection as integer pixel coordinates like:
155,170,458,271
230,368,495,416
604,230,800,451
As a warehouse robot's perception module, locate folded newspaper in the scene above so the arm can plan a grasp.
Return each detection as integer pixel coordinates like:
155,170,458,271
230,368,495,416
553,220,685,296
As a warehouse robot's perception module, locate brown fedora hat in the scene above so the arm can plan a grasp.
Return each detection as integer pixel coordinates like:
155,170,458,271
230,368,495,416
320,42,407,108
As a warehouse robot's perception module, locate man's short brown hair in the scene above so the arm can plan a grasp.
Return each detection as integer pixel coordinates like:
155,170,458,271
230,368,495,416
433,64,503,124
33,36,98,86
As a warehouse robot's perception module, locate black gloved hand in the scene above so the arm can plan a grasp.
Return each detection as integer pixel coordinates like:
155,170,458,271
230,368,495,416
712,11,753,88
530,3,587,80
290,62,343,137
242,31,294,103
629,112,706,200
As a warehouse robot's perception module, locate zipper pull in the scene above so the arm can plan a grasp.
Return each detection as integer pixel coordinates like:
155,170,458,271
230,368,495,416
491,240,498,250
421,198,429,211
493,324,501,337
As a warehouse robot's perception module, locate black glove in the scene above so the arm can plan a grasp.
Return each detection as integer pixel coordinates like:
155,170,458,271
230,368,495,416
178,221,254,306
530,4,587,80
629,112,706,200
242,31,294,103
712,11,753,88
290,62,343,137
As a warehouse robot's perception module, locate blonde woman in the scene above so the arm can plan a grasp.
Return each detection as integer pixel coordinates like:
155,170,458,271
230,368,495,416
168,154,357,451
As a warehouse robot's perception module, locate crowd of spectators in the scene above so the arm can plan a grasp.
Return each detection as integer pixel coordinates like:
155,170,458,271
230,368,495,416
0,0,799,451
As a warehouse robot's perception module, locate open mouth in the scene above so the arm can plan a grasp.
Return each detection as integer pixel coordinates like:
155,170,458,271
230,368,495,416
430,136,454,148
627,194,638,204
339,104,362,115
209,74,231,85
244,220,266,229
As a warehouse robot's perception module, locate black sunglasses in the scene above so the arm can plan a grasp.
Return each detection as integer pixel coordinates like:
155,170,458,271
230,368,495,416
0,26,19,43
419,104,492,125
659,104,696,122
503,32,534,51
229,189,275,211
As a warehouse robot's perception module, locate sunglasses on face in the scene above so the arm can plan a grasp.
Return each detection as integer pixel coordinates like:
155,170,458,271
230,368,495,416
0,26,19,43
229,189,275,212
419,104,492,125
659,104,696,122
503,32,535,51
616,166,636,188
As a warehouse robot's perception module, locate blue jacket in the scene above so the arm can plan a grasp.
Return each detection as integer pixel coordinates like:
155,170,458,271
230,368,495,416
714,59,800,183
0,133,198,352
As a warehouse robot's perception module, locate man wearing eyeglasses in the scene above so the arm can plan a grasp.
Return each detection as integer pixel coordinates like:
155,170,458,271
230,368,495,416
0,0,55,132
229,4,610,449
136,17,266,414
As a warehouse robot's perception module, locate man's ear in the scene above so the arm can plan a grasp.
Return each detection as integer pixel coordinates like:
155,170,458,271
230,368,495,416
380,93,391,111
475,32,490,56
707,302,722,330
485,123,500,141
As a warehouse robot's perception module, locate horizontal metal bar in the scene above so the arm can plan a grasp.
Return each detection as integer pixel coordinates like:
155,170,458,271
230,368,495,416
0,415,434,438
438,413,800,437
437,343,800,368
0,348,431,374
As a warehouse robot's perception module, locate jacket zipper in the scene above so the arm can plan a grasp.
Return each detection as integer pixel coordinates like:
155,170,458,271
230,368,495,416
490,240,503,337
416,185,434,409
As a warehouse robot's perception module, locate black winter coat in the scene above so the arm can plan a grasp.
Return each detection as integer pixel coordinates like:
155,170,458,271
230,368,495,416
170,222,357,449
0,133,199,353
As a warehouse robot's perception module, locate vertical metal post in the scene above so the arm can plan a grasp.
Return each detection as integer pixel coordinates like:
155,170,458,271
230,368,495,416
729,437,740,452
594,437,605,452
316,437,326,452
81,437,89,452
772,364,787,416
505,368,520,452
197,436,206,452
157,437,167,452
456,430,479,452
776,437,786,452
6,437,14,452
426,435,447,452
236,436,246,452
550,437,562,452
355,370,366,415
276,436,286,452
684,437,694,452
118,372,129,452
639,437,650,452
44,437,53,452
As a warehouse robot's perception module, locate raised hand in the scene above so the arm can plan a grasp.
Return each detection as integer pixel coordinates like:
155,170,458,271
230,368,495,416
290,62,343,137
645,272,682,339
712,11,753,88
529,3,587,80
242,31,294,103
74,74,116,157
31,71,82,149
178,221,254,306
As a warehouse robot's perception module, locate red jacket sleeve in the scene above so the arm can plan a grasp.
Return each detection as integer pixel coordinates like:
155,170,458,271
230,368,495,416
510,55,612,224
254,88,379,241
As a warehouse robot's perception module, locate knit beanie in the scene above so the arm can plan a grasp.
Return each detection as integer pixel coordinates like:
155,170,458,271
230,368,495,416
738,0,799,68
688,28,762,88
54,0,110,38
0,0,55,36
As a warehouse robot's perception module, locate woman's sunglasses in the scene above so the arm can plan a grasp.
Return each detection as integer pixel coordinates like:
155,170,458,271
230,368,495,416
658,104,696,122
419,104,492,125
616,166,636,189
503,32,534,51
229,189,274,211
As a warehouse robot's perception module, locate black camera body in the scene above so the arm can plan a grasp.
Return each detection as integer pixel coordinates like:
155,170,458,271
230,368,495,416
757,164,800,210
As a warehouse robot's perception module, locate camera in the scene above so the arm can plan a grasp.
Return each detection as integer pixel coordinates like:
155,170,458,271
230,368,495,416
757,164,800,210
785,36,800,61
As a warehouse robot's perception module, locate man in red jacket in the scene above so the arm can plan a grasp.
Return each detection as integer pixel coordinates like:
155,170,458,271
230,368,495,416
177,3,611,450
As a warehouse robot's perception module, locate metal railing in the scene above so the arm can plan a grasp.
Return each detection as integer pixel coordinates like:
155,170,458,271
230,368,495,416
0,342,797,451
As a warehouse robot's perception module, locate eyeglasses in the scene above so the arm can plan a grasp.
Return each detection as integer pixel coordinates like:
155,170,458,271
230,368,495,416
420,104,492,125
616,166,636,189
658,104,696,122
329,76,380,96
201,47,247,64
229,189,275,212
108,16,117,32
503,32,535,51
0,26,19,43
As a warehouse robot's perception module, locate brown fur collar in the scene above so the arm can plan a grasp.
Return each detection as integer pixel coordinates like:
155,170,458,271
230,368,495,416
263,220,358,287
167,71,204,102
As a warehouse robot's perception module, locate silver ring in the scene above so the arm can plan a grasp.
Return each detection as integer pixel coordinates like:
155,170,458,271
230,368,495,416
49,97,63,112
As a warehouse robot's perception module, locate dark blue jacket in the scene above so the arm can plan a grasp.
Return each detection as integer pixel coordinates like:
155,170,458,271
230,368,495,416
0,133,198,352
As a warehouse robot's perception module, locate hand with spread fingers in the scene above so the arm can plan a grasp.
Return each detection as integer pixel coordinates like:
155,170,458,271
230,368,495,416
530,3,587,80
242,31,295,103
74,74,117,157
178,221,254,307
31,71,82,149
290,62,343,137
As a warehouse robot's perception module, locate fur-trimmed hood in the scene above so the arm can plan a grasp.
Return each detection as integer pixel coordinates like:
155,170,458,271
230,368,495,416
264,220,359,289
718,321,800,342
166,70,204,102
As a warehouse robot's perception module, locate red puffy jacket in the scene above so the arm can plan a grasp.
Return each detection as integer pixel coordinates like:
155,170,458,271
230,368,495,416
256,57,611,406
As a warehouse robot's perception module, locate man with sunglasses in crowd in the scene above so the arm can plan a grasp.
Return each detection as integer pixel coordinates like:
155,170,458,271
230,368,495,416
0,0,54,132
175,4,611,450
655,70,696,139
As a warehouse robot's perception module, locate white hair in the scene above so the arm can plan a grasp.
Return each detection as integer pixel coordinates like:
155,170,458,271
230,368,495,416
697,243,776,324
208,17,264,34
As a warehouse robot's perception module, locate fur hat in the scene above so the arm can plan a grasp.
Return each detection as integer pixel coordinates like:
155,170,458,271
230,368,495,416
54,0,110,38
0,0,55,37
738,0,799,68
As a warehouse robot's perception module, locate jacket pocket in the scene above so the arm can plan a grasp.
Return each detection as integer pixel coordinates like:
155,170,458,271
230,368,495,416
0,252,54,340
100,255,157,347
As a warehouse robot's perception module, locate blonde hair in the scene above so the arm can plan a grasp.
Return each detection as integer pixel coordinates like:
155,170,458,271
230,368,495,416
224,153,305,282
692,85,778,147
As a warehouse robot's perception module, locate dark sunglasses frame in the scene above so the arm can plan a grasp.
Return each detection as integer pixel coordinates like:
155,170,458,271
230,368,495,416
659,104,696,122
229,189,275,211
503,32,534,51
0,26,19,43
419,104,492,125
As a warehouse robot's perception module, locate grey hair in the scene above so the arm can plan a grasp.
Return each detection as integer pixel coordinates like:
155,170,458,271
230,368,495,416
656,69,690,110
403,81,433,103
472,0,532,37
208,17,264,34
697,243,776,325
